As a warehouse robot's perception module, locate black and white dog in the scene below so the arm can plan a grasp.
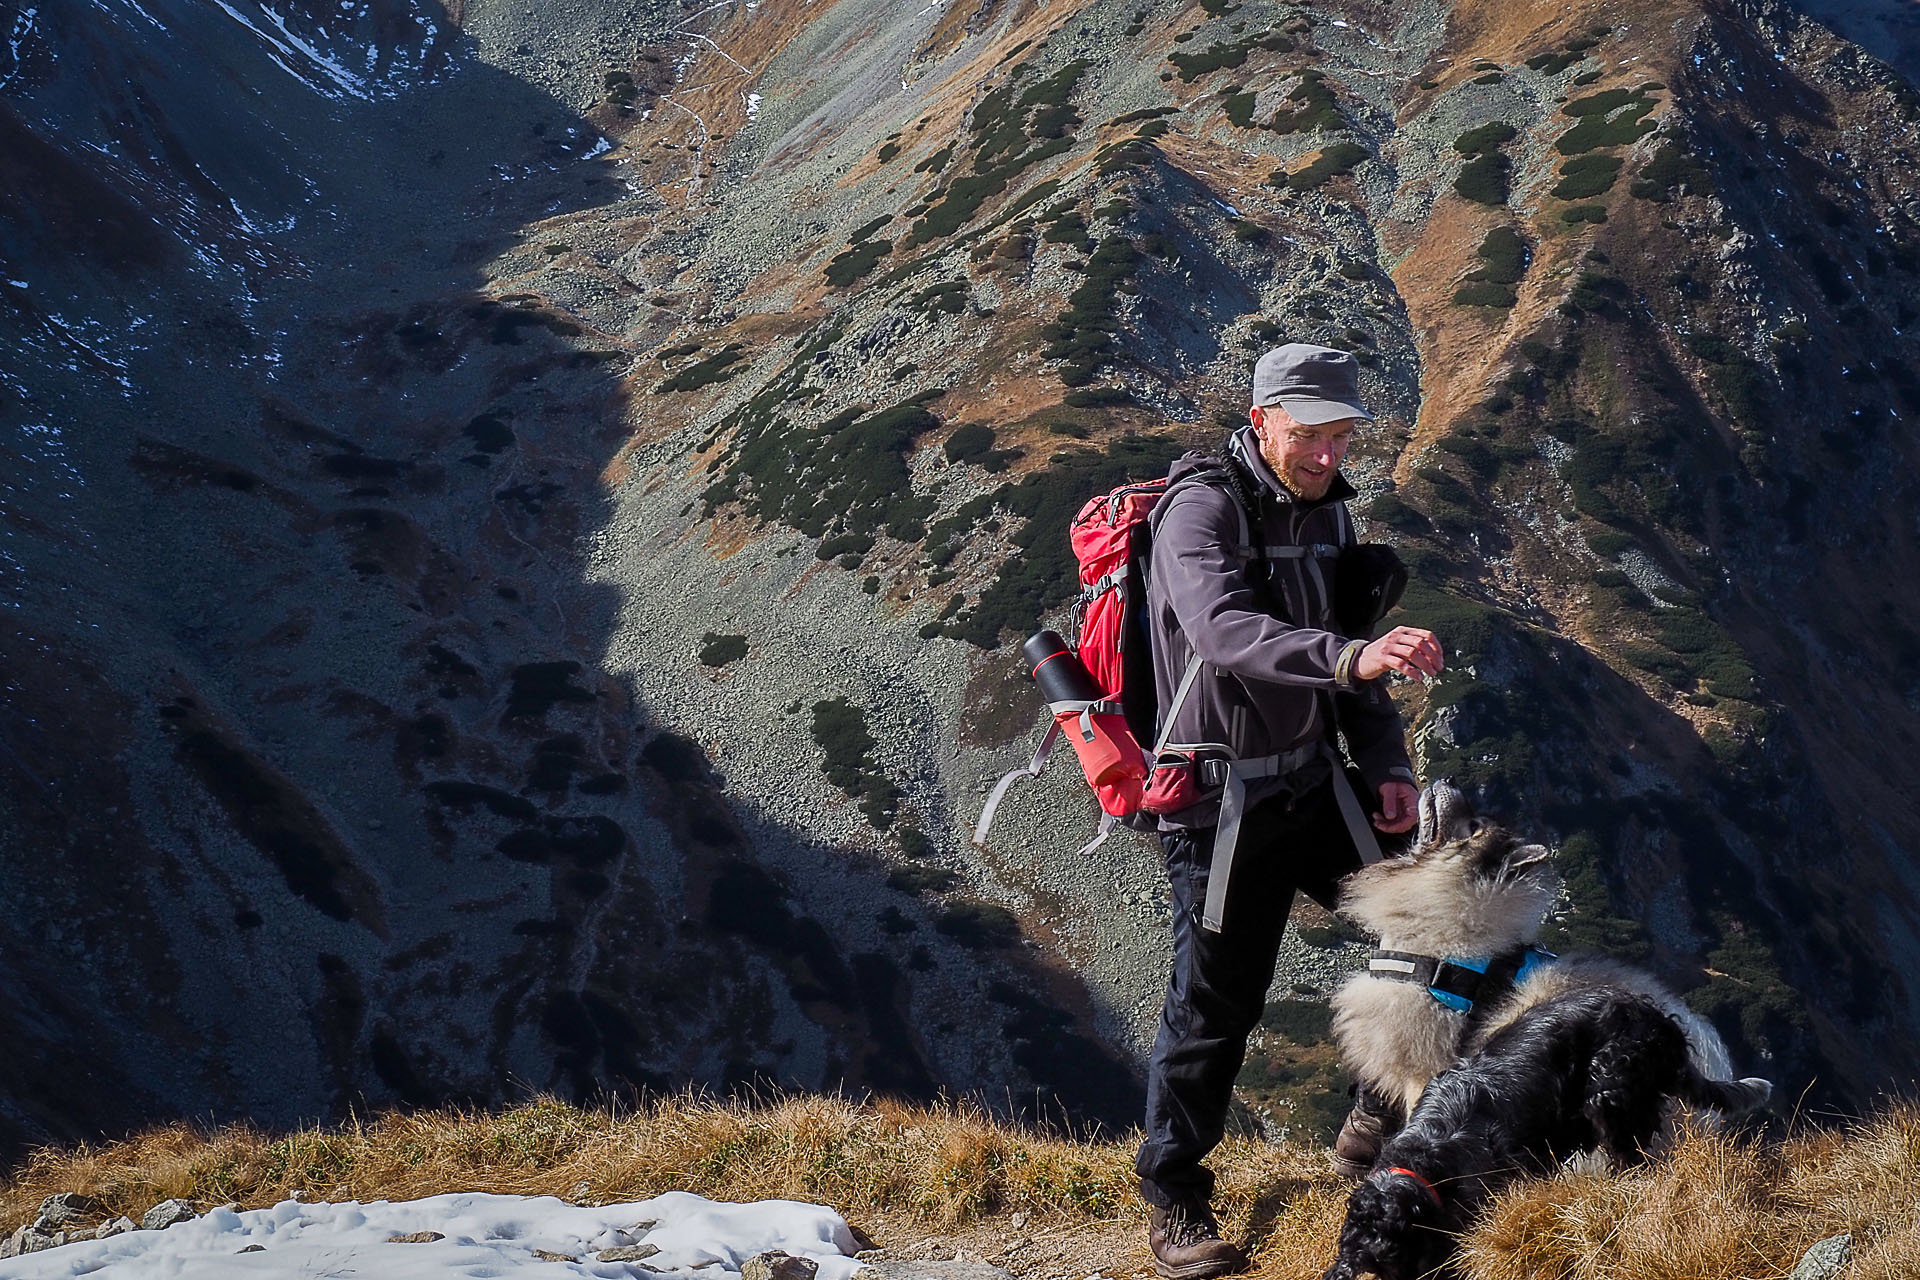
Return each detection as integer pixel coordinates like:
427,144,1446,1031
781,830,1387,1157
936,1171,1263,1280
1320,984,1773,1280
1330,781,1763,1127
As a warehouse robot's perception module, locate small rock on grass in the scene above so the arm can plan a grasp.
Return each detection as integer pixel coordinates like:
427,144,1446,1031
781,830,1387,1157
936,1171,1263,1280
743,1249,820,1280
1790,1234,1851,1280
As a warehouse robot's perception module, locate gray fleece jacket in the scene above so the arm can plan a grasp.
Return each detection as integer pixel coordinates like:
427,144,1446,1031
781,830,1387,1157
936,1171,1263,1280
1145,427,1415,829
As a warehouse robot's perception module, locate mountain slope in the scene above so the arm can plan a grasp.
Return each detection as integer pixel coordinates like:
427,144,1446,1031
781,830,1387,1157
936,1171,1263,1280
2,0,1917,1149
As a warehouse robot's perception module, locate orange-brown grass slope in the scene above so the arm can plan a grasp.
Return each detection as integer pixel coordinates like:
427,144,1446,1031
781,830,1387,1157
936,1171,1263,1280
1391,0,1699,464
4,1097,1919,1279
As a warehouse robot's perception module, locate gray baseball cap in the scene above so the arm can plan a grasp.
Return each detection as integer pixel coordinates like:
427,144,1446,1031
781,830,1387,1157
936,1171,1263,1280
1251,343,1373,424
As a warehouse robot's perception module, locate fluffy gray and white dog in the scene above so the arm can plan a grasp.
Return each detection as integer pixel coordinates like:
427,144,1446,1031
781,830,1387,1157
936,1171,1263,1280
1329,781,1767,1126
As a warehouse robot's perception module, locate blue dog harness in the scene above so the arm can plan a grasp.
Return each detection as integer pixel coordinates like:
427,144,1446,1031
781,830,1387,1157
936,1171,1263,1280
1367,945,1557,1013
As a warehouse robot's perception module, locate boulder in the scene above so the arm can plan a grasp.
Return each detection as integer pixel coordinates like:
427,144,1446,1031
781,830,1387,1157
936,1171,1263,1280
1790,1234,1852,1280
387,1231,446,1243
34,1192,103,1231
598,1243,662,1262
0,1225,64,1259
743,1249,821,1280
96,1217,137,1239
140,1200,198,1232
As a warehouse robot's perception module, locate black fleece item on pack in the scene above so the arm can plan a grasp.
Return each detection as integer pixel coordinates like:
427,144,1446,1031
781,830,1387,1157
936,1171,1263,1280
1333,543,1408,640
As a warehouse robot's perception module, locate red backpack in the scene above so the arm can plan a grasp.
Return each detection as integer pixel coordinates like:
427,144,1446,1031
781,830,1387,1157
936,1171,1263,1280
972,467,1251,850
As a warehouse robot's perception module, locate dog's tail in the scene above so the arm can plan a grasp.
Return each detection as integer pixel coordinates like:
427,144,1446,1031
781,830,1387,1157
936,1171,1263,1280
1689,1074,1773,1116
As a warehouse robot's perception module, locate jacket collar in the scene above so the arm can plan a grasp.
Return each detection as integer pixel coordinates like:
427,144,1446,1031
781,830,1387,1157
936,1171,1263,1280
1228,425,1357,510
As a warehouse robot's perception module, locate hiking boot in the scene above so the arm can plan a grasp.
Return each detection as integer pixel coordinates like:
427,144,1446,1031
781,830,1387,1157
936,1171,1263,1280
1328,1086,1399,1180
1147,1201,1246,1280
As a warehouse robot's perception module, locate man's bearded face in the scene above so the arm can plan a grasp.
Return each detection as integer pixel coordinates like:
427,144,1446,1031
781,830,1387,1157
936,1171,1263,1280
1252,404,1356,500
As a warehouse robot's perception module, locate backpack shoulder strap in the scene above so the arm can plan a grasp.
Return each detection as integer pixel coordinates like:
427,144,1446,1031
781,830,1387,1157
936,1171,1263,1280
1164,458,1260,563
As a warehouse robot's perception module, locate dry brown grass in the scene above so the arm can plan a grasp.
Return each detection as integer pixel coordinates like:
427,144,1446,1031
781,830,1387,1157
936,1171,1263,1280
3,1095,1916,1280
0,1095,1156,1237
1464,1106,1920,1280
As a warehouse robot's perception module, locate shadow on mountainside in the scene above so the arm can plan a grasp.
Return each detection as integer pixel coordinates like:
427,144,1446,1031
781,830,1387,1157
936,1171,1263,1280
0,0,1139,1159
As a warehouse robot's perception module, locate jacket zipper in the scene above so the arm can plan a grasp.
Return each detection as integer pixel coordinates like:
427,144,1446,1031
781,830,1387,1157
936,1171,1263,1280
1284,502,1324,744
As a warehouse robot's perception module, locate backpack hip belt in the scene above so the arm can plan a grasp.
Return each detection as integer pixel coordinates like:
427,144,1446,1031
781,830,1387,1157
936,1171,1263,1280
1200,740,1384,934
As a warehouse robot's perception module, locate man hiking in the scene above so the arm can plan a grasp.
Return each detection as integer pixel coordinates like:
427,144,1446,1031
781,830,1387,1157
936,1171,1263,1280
1136,344,1443,1279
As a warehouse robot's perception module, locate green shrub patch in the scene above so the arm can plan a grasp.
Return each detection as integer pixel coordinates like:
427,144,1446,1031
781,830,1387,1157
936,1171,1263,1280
825,238,892,287
1452,226,1529,308
887,862,955,894
903,57,1091,246
935,900,1022,948
1281,140,1367,191
1041,210,1096,252
1267,69,1341,134
1438,431,1500,479
1561,203,1608,224
1104,106,1180,128
1041,234,1143,385
1631,141,1712,201
1552,153,1622,200
1452,123,1516,205
605,69,639,107
1167,30,1294,82
699,633,748,667
1555,87,1658,154
910,280,970,316
1651,608,1758,700
1094,136,1161,176
944,423,1021,472
705,378,944,547
1363,492,1430,536
1455,153,1510,205
811,696,902,827
655,344,746,393
1565,268,1627,314
1064,386,1134,408
1586,529,1633,557
1261,998,1333,1043
1455,122,1517,156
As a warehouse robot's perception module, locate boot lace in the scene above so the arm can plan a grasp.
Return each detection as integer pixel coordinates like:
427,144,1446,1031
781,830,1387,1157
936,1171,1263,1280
1162,1204,1222,1248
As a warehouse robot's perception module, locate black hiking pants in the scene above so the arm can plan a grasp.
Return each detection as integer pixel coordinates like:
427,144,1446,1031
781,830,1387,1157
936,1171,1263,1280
1134,775,1374,1208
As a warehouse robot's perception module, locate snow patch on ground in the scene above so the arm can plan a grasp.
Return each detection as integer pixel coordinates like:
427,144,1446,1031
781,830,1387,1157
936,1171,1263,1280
0,1190,865,1279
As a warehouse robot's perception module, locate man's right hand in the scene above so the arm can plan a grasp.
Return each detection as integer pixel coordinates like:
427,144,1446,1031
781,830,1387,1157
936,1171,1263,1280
1356,626,1444,683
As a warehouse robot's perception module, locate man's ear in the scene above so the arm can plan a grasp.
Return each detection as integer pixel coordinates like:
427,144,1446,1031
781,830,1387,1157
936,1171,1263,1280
1249,404,1263,432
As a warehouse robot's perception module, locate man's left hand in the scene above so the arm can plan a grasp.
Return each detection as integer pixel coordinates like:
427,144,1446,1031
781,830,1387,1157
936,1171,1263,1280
1373,780,1418,834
